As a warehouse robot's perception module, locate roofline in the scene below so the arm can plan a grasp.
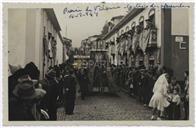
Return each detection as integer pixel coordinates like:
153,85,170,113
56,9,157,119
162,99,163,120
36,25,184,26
103,8,145,40
88,34,102,38
44,9,61,32
63,37,72,42
111,15,124,21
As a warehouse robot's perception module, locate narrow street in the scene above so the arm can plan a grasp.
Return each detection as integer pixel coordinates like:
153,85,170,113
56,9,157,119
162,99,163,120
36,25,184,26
7,4,190,124
57,92,152,120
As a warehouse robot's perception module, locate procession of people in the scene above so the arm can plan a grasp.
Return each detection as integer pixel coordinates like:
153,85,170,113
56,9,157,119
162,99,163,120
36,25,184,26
8,61,189,121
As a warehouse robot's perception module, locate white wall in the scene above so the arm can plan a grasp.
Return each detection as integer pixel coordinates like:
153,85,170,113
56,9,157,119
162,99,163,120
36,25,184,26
25,9,36,65
8,9,43,69
171,8,189,35
8,8,61,79
8,9,27,67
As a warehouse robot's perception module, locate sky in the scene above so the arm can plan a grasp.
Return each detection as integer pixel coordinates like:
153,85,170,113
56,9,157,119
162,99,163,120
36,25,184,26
54,3,129,48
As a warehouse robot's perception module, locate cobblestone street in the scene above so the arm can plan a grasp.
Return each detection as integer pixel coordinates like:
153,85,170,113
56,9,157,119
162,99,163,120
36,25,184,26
57,92,152,120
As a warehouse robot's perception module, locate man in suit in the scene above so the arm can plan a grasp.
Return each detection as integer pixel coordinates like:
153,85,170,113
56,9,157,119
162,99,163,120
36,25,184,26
63,69,77,115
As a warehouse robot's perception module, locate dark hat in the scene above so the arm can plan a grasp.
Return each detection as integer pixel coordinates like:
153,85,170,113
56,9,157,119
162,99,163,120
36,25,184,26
13,80,46,100
24,62,40,79
46,69,56,78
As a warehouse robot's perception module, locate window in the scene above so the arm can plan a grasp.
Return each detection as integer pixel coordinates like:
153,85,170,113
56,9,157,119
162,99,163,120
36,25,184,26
149,14,155,25
112,37,115,45
139,16,144,29
126,26,129,32
179,42,187,50
149,55,155,65
48,32,52,40
117,32,120,37
148,9,155,27
121,30,124,34
131,22,136,32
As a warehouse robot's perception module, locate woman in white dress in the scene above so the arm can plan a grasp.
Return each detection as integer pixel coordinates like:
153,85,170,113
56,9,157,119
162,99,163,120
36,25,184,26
149,73,170,120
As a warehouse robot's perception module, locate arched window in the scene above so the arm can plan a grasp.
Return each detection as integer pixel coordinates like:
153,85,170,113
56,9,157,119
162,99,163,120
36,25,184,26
126,26,129,32
131,22,136,32
148,9,155,26
139,16,144,29
117,32,120,37
148,8,155,16
121,29,124,34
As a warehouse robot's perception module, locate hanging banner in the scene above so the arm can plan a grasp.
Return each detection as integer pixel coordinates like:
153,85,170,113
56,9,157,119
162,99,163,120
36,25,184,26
117,43,121,55
48,38,53,58
43,36,48,56
139,29,150,53
111,45,115,54
127,36,132,50
51,39,57,59
122,38,127,55
124,39,128,52
132,33,140,54
120,41,124,56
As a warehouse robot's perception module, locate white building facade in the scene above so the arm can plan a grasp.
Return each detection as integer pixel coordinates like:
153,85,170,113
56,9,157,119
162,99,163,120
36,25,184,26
8,8,65,79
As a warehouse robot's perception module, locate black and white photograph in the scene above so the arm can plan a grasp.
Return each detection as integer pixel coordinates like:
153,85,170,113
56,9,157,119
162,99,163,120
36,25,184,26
2,1,194,126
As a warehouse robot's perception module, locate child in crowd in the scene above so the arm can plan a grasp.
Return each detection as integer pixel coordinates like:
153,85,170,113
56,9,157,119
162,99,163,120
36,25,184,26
165,85,173,120
166,88,181,120
171,88,181,120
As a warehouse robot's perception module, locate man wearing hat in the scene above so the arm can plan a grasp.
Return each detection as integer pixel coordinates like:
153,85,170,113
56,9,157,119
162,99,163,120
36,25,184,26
140,69,151,106
63,69,77,115
43,69,59,120
9,80,46,120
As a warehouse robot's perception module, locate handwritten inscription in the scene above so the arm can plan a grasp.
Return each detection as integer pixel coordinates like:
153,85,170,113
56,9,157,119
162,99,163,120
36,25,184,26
63,3,190,19
63,4,121,19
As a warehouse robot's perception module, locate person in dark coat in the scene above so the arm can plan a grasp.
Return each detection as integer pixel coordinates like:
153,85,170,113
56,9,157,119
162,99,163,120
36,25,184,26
63,69,77,115
93,65,100,88
44,69,59,120
78,68,89,100
9,79,46,120
141,71,150,105
132,68,138,96
100,70,108,93
147,71,156,104
138,70,144,103
8,68,27,98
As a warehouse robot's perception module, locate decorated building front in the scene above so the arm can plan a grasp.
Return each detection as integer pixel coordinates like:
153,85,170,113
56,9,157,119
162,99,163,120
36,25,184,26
103,7,190,80
104,8,161,69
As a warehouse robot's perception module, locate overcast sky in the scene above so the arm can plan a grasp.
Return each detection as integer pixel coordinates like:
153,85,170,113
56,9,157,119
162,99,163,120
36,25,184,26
54,3,128,48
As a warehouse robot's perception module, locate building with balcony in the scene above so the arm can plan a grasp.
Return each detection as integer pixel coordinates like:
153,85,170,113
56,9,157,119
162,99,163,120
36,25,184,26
88,35,108,64
102,7,190,80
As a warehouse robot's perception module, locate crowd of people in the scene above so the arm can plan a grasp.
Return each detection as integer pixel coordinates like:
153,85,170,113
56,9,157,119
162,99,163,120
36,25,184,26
8,61,189,121
109,64,189,120
8,62,87,120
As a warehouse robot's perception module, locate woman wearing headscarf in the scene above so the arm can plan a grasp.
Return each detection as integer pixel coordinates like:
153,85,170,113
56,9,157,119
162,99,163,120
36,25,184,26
149,73,170,120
